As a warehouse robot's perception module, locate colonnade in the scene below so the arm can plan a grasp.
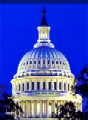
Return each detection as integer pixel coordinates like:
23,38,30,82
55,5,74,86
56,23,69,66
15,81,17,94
15,100,81,118
13,80,73,95
16,100,56,118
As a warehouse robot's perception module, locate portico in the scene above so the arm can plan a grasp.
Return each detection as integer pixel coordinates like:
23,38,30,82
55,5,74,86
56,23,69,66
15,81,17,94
15,95,82,118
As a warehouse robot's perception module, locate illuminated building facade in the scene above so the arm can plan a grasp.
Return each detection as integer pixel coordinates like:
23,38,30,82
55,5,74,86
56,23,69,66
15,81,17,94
11,9,82,119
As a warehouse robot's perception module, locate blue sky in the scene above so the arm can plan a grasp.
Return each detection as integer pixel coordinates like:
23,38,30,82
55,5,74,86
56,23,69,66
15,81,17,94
0,4,88,93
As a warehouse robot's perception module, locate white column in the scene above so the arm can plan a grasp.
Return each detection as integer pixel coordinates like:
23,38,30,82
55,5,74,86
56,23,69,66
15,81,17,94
57,80,59,91
34,82,37,90
69,83,71,91
28,101,31,117
21,101,23,117
40,101,43,117
52,81,54,90
20,82,22,92
22,101,26,117
62,81,64,91
50,59,52,67
58,101,60,115
33,101,37,117
22,101,25,117
24,82,26,91
15,111,17,118
12,83,14,95
19,102,21,118
30,101,32,117
33,101,35,117
40,81,43,90
16,84,18,92
15,83,16,92
75,102,77,112
24,101,26,117
80,103,82,111
26,101,29,118
46,101,49,117
29,81,31,91
45,58,47,67
46,82,48,90
51,100,54,113
67,83,68,91
41,59,43,67
20,101,23,118
13,83,15,94
51,100,55,114
15,102,17,118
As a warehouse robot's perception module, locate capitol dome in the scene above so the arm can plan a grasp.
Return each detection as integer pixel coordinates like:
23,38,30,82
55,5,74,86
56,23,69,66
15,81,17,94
11,8,82,119
17,46,72,78
15,19,73,78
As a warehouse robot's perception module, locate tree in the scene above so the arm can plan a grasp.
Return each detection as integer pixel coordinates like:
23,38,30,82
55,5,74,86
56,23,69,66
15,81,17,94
58,102,77,120
73,64,88,120
75,64,88,112
51,65,88,120
0,83,23,119
53,101,83,120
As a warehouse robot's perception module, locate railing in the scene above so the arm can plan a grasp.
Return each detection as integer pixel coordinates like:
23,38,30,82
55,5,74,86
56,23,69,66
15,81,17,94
15,91,70,97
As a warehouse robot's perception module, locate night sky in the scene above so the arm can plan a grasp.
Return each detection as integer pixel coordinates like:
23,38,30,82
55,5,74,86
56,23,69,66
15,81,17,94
0,4,88,94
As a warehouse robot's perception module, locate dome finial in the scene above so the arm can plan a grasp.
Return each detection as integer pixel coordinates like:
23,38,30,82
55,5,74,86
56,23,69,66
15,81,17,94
42,7,46,16
40,7,48,26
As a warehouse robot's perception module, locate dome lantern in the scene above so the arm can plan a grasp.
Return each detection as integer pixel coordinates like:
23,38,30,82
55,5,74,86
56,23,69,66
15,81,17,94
34,8,54,48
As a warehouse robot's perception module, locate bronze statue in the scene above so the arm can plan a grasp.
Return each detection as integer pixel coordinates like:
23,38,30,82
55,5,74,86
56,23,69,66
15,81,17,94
41,7,48,26
42,7,46,16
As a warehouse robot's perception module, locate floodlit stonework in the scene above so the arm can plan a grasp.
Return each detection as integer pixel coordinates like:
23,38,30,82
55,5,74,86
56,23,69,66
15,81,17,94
11,9,82,119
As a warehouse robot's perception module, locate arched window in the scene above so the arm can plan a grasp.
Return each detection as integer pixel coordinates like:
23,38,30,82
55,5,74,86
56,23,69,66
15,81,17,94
32,82,34,90
59,82,61,90
49,82,51,90
22,83,24,91
30,61,32,64
26,61,28,65
54,82,56,90
26,73,29,76
27,82,29,90
43,60,45,64
23,63,25,66
34,61,36,64
59,73,62,76
43,82,45,90
52,61,54,64
64,73,66,76
37,82,40,90
63,62,65,65
68,84,69,91
38,61,40,64
19,84,20,91
71,85,73,91
56,61,58,64
64,83,66,90
47,60,50,64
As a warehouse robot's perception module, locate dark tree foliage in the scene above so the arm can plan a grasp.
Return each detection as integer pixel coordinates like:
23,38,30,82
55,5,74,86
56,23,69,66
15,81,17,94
57,102,82,120
52,65,88,120
75,64,88,98
52,101,83,120
0,84,23,120
74,64,88,120
74,64,88,113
